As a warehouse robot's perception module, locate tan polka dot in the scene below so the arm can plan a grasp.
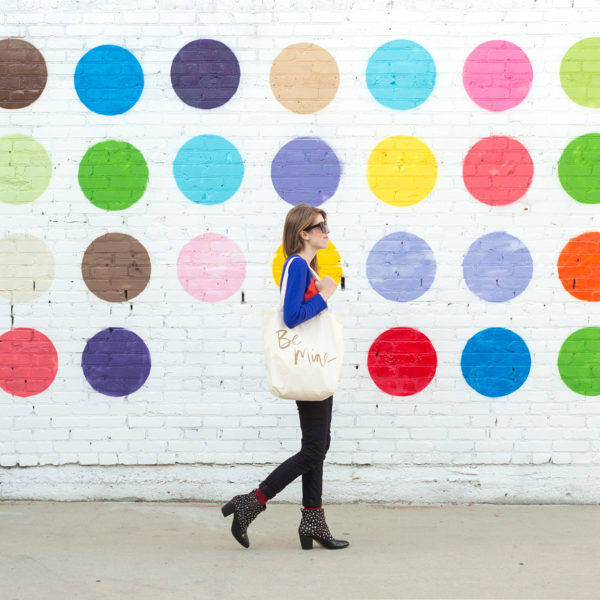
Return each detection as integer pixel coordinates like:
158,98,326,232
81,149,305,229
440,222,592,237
270,43,339,114
0,234,54,303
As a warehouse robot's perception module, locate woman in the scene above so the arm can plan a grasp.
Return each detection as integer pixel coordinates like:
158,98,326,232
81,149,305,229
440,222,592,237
221,203,349,551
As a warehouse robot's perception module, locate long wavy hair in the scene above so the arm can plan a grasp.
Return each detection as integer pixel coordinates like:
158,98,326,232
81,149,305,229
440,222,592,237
282,203,327,274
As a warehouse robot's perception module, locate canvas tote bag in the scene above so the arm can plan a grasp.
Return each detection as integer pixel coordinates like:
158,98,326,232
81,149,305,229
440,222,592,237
262,256,344,401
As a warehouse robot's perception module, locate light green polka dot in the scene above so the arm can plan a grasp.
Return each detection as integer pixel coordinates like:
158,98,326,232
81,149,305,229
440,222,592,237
0,134,52,205
560,38,600,108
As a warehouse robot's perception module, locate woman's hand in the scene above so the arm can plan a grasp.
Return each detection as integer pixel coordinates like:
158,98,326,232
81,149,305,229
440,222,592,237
317,276,337,302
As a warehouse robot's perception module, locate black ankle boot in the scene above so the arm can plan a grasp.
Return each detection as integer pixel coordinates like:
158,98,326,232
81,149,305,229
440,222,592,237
221,491,266,548
298,507,349,550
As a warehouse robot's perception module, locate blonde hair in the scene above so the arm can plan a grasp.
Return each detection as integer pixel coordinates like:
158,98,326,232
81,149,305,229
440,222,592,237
282,204,327,274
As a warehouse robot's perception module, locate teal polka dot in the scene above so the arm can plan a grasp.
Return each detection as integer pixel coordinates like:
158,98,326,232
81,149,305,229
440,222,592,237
366,40,436,110
173,135,244,205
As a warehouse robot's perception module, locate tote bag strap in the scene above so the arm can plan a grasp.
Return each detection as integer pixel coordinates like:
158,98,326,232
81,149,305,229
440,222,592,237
279,255,297,309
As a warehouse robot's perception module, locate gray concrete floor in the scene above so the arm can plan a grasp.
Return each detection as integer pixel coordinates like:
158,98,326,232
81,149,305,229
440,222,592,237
1,502,599,599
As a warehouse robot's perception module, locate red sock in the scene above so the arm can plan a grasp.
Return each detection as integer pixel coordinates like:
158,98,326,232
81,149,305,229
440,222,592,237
303,506,322,510
255,487,268,506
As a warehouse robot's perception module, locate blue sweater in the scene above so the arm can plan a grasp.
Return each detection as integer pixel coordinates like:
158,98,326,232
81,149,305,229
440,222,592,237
280,255,328,329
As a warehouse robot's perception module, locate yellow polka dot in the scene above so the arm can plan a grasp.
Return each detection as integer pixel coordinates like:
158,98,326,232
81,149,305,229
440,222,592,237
272,242,342,287
366,136,437,206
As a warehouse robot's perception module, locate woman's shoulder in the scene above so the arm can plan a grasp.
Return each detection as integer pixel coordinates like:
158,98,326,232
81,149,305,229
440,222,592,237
285,254,308,271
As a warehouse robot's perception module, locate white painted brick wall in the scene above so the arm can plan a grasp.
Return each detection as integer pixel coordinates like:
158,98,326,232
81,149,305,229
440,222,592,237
2,0,600,502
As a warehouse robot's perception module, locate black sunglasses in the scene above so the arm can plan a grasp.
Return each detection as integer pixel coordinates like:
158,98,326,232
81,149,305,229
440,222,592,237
304,221,328,233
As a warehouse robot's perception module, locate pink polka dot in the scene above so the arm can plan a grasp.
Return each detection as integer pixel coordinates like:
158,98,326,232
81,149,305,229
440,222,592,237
463,40,533,111
177,233,246,302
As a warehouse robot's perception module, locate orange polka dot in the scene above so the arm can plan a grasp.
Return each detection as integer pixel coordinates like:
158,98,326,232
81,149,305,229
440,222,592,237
558,232,600,301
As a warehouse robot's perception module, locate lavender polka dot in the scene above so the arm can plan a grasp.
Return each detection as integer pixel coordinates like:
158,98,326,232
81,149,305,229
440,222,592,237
81,327,151,397
462,232,533,302
367,232,436,302
271,137,341,207
170,39,240,109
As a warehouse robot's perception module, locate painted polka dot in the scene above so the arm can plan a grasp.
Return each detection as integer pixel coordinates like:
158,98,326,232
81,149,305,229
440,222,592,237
463,40,533,111
0,38,47,109
558,134,600,204
81,327,151,397
367,328,437,396
463,232,533,302
366,39,436,110
271,137,341,207
367,136,437,207
560,38,600,108
558,327,600,395
81,233,151,303
0,328,58,397
78,140,148,211
171,39,240,109
0,234,54,304
177,233,246,302
272,242,342,287
463,136,533,206
557,232,600,302
74,45,143,115
461,328,531,397
0,134,51,205
270,43,339,114
366,232,436,302
173,135,243,205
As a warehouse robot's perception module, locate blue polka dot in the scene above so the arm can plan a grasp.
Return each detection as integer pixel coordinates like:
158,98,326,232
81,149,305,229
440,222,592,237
461,328,531,397
173,135,244,205
366,40,436,110
74,45,144,115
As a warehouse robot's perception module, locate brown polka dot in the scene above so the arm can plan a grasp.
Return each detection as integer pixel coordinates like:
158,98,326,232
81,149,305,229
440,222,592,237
0,38,48,109
270,43,339,114
82,233,151,303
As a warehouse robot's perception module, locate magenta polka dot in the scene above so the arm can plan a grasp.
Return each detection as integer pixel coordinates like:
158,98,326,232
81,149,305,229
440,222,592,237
463,40,533,111
177,233,246,302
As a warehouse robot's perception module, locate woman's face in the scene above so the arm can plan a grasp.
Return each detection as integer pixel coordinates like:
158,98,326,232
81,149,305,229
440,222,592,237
302,213,330,251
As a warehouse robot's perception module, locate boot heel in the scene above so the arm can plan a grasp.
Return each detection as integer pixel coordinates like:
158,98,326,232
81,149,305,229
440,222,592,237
299,534,314,550
221,500,234,517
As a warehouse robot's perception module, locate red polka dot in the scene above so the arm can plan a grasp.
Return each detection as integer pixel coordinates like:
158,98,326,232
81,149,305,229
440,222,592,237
0,328,58,397
367,328,437,396
463,136,533,206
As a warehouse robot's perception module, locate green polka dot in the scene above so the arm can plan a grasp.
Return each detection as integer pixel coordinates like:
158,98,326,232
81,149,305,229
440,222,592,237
558,327,600,395
560,38,600,108
0,134,52,205
78,140,148,211
558,134,600,204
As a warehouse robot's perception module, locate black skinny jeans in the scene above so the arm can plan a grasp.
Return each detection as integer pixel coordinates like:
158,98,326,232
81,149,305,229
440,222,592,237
258,395,333,507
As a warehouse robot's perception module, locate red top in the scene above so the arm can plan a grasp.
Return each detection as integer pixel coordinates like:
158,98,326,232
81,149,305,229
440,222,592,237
304,277,318,301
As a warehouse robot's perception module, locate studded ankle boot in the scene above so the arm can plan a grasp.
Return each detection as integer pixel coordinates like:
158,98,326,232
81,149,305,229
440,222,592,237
298,507,349,550
221,491,266,548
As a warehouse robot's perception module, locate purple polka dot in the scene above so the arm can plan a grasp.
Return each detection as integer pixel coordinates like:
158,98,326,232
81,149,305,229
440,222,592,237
81,327,151,397
170,39,240,109
367,232,436,302
271,137,341,207
462,232,533,302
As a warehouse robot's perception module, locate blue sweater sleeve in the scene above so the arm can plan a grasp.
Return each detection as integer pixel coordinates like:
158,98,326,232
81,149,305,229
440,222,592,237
281,257,328,329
